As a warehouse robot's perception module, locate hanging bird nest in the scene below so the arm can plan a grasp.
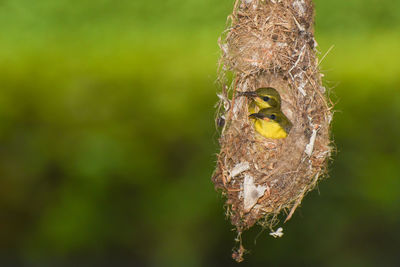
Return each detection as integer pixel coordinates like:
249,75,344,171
212,0,333,261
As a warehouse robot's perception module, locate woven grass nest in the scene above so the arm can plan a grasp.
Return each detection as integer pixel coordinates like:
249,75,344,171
212,0,333,261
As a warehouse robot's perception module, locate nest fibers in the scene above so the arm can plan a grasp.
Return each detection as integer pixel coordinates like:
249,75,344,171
212,0,333,261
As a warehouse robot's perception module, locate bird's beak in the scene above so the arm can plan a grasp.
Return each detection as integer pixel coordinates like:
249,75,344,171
249,113,265,119
238,91,257,98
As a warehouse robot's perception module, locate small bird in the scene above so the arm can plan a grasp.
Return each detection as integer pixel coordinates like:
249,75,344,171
239,87,281,113
249,108,293,139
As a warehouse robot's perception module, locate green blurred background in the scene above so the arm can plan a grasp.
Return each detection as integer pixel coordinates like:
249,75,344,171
1,0,400,266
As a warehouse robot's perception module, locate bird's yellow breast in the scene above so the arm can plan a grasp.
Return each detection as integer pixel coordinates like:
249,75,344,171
248,101,258,114
254,119,288,139
249,99,274,114
254,97,273,109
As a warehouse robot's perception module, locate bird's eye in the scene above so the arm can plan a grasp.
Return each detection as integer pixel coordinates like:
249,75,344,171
270,114,276,120
262,96,270,102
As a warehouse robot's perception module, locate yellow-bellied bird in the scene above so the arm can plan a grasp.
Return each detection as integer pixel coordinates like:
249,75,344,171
249,107,293,139
239,87,281,113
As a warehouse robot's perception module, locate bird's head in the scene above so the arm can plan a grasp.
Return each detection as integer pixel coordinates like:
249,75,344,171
249,108,293,133
239,87,281,109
